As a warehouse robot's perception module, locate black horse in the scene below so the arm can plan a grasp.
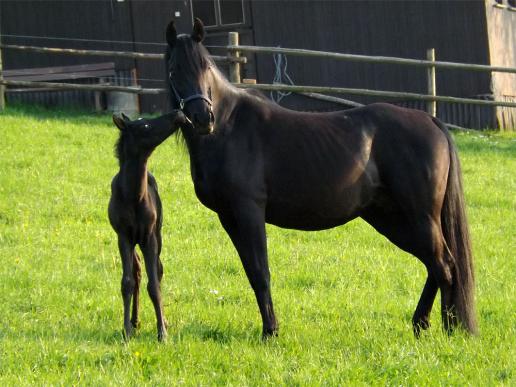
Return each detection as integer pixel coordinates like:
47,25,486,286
108,111,186,341
165,19,476,338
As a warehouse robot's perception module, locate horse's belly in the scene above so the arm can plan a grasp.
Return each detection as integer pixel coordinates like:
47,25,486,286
265,199,359,231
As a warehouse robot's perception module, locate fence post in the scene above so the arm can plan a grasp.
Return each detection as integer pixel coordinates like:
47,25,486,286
426,48,436,116
228,32,241,84
0,33,5,111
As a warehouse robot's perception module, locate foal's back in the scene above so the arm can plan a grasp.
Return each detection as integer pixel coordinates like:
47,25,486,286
108,112,185,243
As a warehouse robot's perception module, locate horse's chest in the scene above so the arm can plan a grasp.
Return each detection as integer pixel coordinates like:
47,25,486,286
191,164,221,211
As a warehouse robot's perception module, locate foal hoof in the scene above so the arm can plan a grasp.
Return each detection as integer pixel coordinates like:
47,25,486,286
123,326,135,342
157,329,168,342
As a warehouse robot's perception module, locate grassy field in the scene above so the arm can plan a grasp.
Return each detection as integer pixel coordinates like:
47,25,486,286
0,105,514,385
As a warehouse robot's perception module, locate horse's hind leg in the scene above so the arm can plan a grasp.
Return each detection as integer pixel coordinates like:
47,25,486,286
412,273,438,337
410,217,458,334
118,235,136,340
432,247,457,334
141,234,167,341
362,208,443,336
131,251,142,330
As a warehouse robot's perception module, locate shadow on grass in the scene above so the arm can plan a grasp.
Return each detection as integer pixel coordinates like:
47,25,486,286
0,102,111,121
12,320,262,346
0,102,159,122
172,321,261,344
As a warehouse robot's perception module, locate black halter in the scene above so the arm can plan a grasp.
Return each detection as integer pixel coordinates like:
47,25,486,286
168,72,213,111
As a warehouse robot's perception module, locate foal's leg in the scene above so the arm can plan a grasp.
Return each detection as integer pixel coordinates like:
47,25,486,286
118,235,136,340
131,251,142,329
156,229,168,328
141,234,167,341
218,202,278,338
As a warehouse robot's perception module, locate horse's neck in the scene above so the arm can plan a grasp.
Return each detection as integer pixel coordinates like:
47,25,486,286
211,68,243,124
119,158,149,202
181,68,266,158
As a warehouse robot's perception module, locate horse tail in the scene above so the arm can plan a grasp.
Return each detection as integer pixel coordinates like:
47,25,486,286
433,117,477,334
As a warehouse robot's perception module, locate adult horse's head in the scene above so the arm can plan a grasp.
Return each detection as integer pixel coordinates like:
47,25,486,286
165,18,214,135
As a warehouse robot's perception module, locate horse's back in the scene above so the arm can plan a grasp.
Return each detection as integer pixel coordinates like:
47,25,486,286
348,103,451,218
257,104,380,229
259,102,450,230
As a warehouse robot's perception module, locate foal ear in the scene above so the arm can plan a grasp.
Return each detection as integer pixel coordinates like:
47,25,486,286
112,114,126,131
166,20,177,47
191,18,205,43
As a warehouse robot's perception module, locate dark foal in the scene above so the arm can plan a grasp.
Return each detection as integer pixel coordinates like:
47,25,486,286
108,111,186,341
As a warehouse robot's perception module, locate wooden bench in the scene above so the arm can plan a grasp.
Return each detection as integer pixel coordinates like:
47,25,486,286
2,62,116,110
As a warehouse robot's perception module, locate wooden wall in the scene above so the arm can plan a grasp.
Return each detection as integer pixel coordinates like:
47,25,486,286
0,0,176,113
484,0,516,129
0,0,507,128
249,0,493,111
0,0,136,69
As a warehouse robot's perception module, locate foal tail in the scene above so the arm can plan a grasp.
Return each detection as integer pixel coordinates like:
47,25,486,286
433,118,477,334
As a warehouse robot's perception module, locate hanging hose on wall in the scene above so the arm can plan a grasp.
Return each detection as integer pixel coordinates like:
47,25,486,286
271,49,295,104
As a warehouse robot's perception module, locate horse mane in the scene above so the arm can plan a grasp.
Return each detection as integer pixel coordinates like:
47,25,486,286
163,33,270,145
164,33,241,101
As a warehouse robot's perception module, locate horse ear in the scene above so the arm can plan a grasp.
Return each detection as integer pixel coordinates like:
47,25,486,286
121,113,131,122
112,114,126,131
166,20,177,47
191,18,205,43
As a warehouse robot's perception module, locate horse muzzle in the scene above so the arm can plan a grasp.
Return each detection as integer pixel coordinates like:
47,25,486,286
192,110,215,135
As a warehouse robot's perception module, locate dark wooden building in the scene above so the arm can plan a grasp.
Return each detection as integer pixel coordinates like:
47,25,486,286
1,0,514,129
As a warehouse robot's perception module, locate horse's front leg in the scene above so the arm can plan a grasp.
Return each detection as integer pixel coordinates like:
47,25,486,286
218,201,278,338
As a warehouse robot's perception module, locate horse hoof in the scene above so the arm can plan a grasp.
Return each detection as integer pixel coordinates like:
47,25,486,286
261,328,279,341
412,318,431,338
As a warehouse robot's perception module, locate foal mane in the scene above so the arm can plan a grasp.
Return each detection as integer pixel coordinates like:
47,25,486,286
114,131,127,166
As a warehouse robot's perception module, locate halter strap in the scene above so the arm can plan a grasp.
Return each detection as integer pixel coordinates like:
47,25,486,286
169,72,213,111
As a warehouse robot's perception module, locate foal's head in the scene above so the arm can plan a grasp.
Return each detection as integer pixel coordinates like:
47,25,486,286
113,111,187,163
165,18,215,135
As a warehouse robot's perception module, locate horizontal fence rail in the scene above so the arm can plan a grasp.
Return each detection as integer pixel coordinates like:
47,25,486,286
3,79,516,107
1,39,515,118
236,83,516,108
227,45,516,74
0,79,164,94
0,43,247,63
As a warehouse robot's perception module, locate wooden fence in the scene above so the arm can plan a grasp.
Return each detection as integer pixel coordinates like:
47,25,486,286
1,31,516,112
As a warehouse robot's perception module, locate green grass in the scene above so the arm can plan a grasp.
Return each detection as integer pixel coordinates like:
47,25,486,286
0,105,514,385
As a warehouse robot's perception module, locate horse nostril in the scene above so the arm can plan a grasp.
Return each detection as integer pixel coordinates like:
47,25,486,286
193,112,211,127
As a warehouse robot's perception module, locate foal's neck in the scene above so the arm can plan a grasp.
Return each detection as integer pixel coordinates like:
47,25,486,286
119,155,150,203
